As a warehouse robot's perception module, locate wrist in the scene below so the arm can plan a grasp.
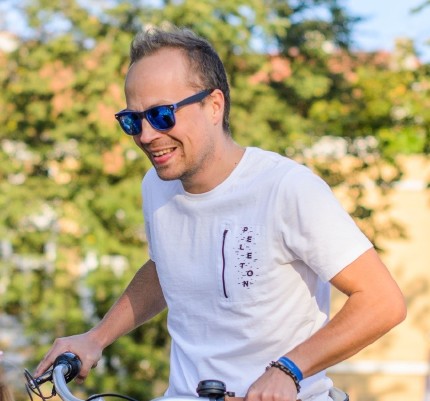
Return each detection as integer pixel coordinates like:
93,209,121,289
267,361,301,393
277,356,303,382
87,326,111,349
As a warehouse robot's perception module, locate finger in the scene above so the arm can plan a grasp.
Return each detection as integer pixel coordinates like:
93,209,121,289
34,347,63,377
74,365,91,383
34,338,72,377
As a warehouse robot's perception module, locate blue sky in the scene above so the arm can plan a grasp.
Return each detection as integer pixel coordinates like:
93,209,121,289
347,0,430,61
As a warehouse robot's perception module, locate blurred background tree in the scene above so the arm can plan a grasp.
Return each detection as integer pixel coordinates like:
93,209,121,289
0,0,429,400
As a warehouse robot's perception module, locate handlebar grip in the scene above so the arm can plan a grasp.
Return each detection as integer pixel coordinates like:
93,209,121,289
53,352,82,383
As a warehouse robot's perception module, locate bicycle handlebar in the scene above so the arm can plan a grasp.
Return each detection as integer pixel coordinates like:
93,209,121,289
52,364,89,401
27,353,347,401
27,353,240,401
53,353,82,384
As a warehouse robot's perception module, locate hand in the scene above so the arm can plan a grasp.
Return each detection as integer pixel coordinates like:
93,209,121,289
244,366,298,401
34,332,103,384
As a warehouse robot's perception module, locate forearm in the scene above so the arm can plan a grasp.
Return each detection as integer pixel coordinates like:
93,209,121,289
285,249,406,378
245,286,402,401
89,259,166,349
286,290,401,377
35,260,165,378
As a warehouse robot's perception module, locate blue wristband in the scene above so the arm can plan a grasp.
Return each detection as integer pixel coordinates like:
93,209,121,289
277,357,303,382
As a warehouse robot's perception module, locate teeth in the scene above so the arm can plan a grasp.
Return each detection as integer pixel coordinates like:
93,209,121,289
152,148,174,157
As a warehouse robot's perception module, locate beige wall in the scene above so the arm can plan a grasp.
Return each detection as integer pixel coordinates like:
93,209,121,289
328,155,430,400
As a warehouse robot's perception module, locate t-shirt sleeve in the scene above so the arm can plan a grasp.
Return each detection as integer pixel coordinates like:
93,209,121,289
281,166,373,282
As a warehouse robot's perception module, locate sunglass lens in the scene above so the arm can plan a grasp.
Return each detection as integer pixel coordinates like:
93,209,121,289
119,113,141,135
147,106,175,130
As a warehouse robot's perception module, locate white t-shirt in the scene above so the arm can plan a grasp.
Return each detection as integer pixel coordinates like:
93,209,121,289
142,147,372,400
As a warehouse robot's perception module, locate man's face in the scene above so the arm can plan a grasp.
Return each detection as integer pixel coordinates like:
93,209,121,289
124,48,220,192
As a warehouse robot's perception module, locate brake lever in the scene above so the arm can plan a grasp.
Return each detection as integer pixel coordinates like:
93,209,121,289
27,368,53,390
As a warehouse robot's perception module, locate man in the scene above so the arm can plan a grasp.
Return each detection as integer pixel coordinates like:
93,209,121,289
35,26,406,401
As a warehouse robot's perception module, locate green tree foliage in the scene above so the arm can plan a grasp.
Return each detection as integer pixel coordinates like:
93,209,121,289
0,1,167,398
1,1,429,399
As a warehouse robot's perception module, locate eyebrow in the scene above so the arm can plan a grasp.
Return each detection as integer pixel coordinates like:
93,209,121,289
125,99,173,112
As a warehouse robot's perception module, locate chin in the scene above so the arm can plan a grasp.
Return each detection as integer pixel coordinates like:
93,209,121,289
154,168,181,182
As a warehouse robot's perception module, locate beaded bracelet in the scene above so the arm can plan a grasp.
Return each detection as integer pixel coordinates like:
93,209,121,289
266,361,301,393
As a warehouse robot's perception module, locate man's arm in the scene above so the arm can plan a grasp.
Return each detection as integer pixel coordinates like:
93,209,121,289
245,248,407,401
35,259,166,382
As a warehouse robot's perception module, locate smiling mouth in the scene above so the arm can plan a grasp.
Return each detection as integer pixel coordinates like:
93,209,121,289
152,147,176,157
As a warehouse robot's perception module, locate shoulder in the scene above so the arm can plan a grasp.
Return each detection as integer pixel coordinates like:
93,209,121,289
242,147,310,181
245,147,329,194
142,167,158,189
245,147,297,170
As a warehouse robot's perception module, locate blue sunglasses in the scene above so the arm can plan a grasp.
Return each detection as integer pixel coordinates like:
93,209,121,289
115,89,213,135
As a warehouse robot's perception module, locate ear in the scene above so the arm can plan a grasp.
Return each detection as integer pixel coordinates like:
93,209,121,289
207,89,225,126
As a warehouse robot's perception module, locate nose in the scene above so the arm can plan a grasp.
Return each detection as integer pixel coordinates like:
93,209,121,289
135,118,163,145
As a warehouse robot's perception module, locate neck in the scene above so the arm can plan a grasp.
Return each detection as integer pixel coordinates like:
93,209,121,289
182,141,245,194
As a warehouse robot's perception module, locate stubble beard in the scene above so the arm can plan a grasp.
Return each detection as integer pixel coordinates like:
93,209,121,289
155,140,216,190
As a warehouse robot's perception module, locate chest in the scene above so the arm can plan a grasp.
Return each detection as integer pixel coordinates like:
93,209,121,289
149,195,304,305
